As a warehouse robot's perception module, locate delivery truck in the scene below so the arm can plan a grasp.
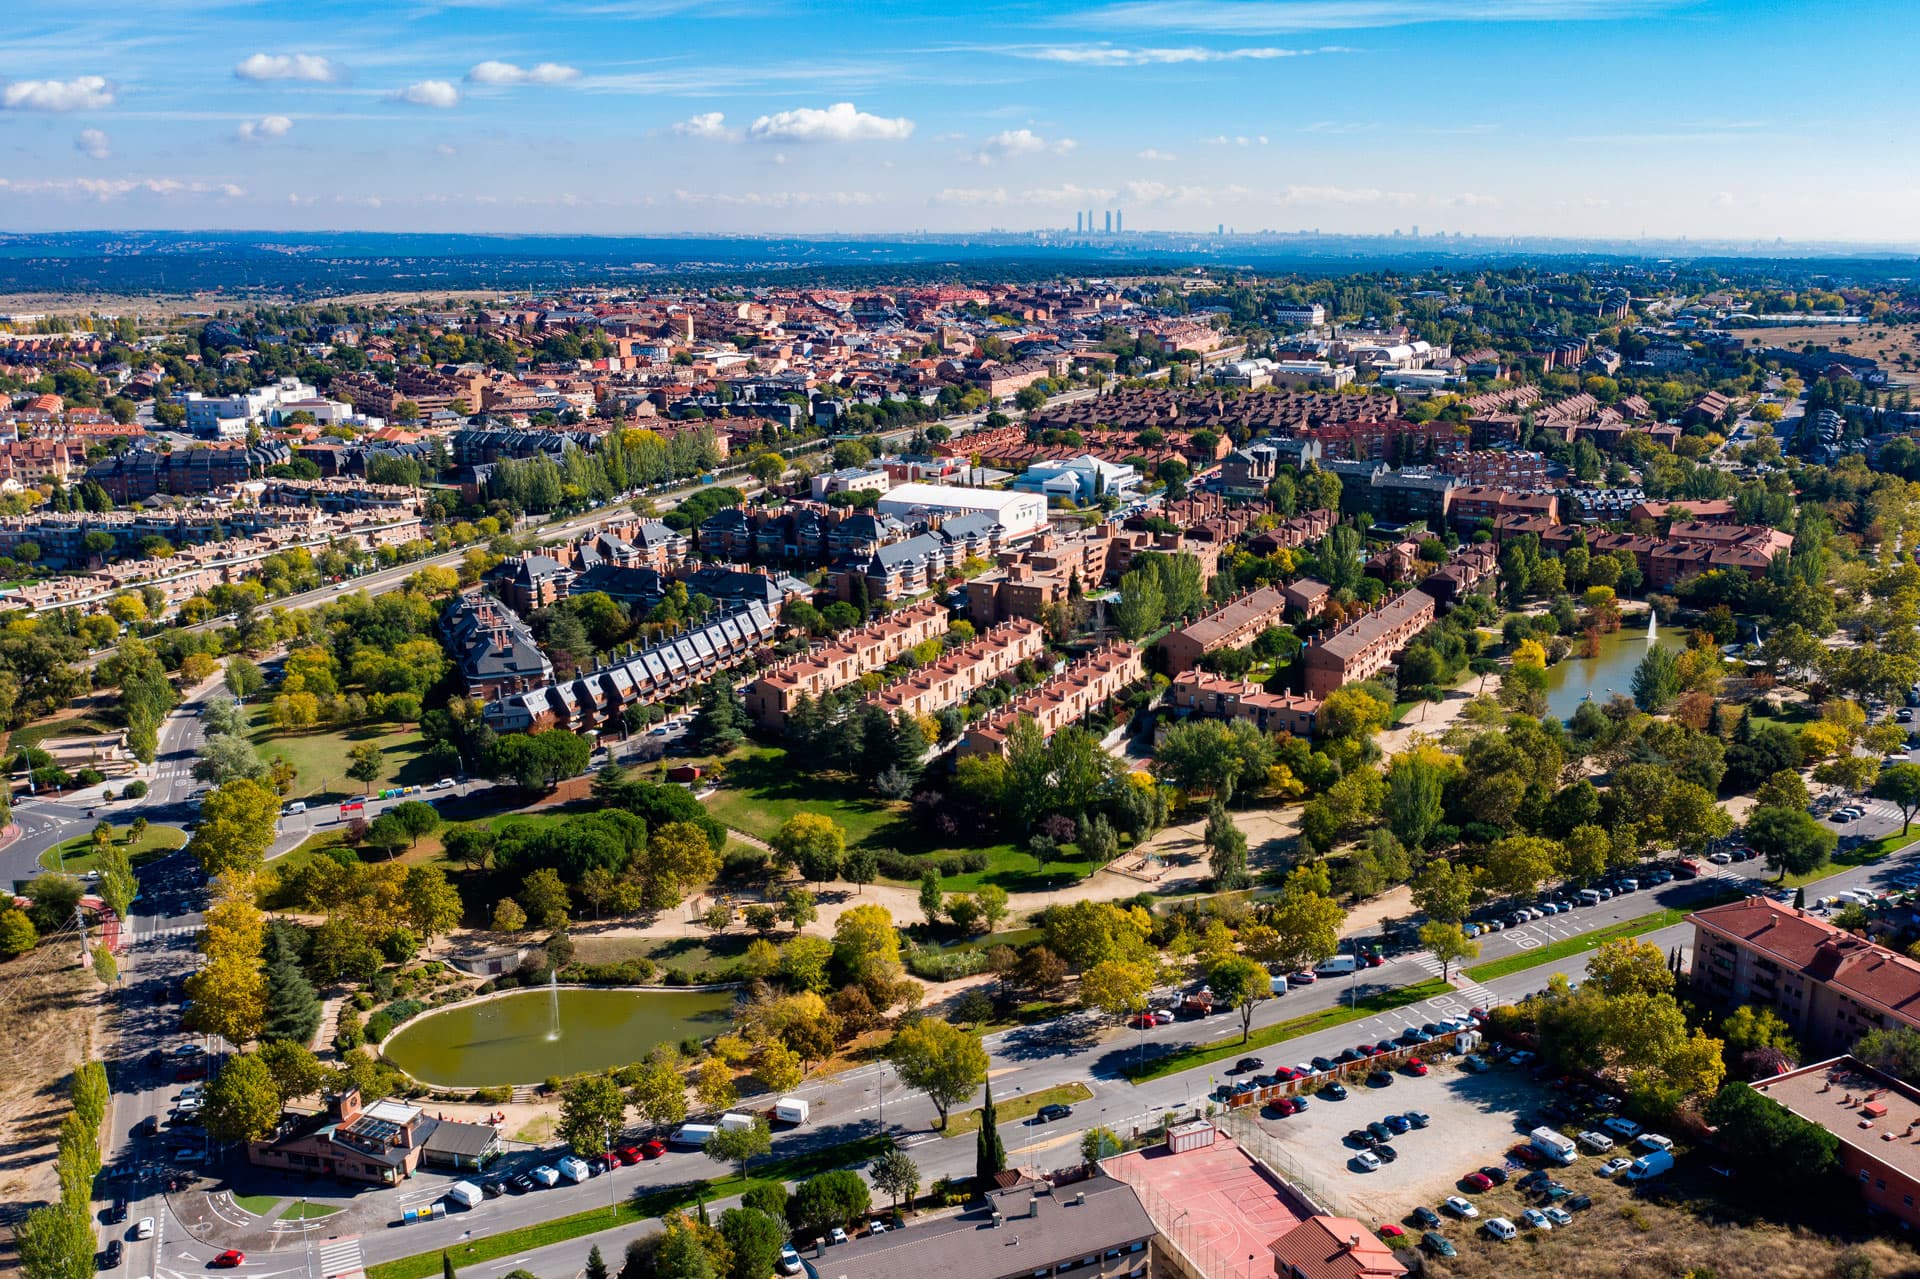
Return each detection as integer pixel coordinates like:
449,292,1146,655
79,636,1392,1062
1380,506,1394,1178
774,1097,810,1126
672,1123,719,1148
445,1182,483,1210
557,1156,590,1183
720,1112,757,1133
1530,1126,1579,1165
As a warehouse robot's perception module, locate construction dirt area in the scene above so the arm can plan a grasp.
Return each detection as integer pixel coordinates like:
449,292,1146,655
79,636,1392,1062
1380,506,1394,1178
1728,322,1920,388
0,942,104,1235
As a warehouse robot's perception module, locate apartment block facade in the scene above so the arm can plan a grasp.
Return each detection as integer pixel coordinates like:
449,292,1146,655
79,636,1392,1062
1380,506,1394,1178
1300,589,1437,698
1159,587,1291,676
1166,671,1320,738
960,642,1145,757
744,598,949,729
863,619,1046,721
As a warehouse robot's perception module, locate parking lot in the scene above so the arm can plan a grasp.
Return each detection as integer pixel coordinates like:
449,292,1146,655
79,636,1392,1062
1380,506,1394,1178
1244,1054,1559,1227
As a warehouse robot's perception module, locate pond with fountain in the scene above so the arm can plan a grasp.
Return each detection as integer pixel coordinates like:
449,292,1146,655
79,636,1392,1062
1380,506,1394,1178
1542,611,1677,723
380,976,737,1088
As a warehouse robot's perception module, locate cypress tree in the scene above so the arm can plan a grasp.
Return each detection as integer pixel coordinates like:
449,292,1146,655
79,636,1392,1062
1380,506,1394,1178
443,1254,456,1279
976,1079,1006,1187
584,1246,608,1279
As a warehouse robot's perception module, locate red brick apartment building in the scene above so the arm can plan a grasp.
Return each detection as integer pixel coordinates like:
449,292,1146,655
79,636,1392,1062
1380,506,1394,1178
960,642,1145,757
1300,590,1437,698
1167,671,1320,738
1752,1058,1920,1231
1687,897,1920,1057
744,598,949,729
863,619,1045,721
1158,587,1292,675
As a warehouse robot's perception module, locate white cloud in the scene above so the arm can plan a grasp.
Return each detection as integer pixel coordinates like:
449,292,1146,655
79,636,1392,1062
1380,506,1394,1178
933,182,1113,207
1137,147,1177,160
435,143,459,157
1086,0,1670,34
75,129,111,160
233,53,341,83
672,111,741,141
1274,184,1417,206
974,129,1077,165
236,115,294,142
393,80,461,109
0,176,244,201
1711,191,1736,208
1022,43,1336,64
1125,178,1245,206
2,76,116,112
746,102,913,143
466,60,580,86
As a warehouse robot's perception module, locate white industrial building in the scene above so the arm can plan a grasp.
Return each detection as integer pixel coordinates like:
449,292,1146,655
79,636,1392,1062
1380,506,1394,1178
876,482,1048,540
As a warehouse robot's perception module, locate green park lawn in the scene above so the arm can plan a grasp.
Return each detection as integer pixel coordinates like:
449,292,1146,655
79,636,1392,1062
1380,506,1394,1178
700,744,1075,893
41,824,186,875
7,713,119,753
249,705,431,803
943,1081,1093,1136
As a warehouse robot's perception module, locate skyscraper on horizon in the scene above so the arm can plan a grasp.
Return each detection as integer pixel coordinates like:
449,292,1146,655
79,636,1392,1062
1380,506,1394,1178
1115,209,1123,234
1104,210,1112,233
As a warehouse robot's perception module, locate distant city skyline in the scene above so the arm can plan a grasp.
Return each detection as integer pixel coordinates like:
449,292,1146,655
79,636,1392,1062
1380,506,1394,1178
1,0,1915,241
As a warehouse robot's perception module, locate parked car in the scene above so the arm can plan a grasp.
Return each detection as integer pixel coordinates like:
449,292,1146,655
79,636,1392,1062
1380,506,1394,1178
1598,1157,1634,1177
828,1227,849,1246
1373,1144,1399,1163
1367,1121,1394,1143
1322,1082,1348,1100
1600,1116,1642,1139
1478,1165,1509,1186
1578,1131,1614,1153
1403,1058,1429,1077
1422,1231,1457,1258
641,1139,666,1159
1462,1172,1493,1192
777,1245,803,1276
1352,1150,1381,1172
1544,1206,1573,1227
1367,1070,1394,1088
1566,1194,1593,1211
1443,1196,1479,1219
1383,1114,1411,1134
1484,1218,1518,1241
1410,1206,1442,1229
1521,1208,1553,1231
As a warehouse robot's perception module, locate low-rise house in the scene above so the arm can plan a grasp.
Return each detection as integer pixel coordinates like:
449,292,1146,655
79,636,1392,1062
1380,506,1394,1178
1167,671,1319,738
1159,587,1291,676
746,598,950,729
864,619,1046,721
960,642,1144,756
1301,589,1437,698
443,594,553,697
247,1088,501,1187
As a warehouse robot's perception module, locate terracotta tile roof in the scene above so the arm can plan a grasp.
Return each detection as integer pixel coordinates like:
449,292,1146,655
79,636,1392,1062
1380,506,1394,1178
1690,897,1920,1022
1267,1216,1404,1279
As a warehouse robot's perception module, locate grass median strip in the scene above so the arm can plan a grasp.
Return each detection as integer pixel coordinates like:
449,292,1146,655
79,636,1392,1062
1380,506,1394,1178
1463,893,1741,984
1120,979,1453,1083
945,1082,1093,1136
366,1134,892,1279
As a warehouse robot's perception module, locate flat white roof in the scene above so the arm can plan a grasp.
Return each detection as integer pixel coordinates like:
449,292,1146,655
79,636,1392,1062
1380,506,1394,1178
879,482,1040,512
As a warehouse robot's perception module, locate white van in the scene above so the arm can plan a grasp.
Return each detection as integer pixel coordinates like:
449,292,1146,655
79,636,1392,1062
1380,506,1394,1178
1314,955,1359,978
283,801,307,816
557,1156,590,1183
1577,888,1603,907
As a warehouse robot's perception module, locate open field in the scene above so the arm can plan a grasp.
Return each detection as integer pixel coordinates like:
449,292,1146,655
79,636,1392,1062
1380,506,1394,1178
701,744,1087,893
1728,321,1920,387
0,944,100,1219
41,822,186,874
250,706,431,802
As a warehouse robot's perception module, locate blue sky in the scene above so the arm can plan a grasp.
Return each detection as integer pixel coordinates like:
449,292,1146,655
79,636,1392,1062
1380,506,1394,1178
0,0,1914,241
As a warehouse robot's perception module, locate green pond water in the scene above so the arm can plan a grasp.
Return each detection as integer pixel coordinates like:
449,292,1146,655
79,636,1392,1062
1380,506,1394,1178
1542,620,1678,722
381,986,736,1087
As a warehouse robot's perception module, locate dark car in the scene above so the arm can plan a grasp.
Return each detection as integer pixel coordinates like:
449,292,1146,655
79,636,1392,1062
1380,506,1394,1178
100,1241,123,1271
1372,1041,1398,1056
1478,1165,1509,1185
1422,1231,1457,1259
1321,1082,1348,1100
1383,1114,1411,1134
1403,1110,1431,1128
1366,1069,1394,1088
1311,1056,1339,1073
1410,1205,1442,1229
587,1156,610,1175
1397,1027,1429,1046
1233,1057,1265,1074
136,1116,159,1138
107,1198,127,1225
1373,1143,1399,1163
1347,1129,1378,1147
1035,1104,1073,1123
1517,1169,1551,1191
144,1049,165,1068
1367,1121,1394,1143
506,1173,535,1194
1337,1048,1365,1064
1567,1194,1593,1211
480,1180,505,1199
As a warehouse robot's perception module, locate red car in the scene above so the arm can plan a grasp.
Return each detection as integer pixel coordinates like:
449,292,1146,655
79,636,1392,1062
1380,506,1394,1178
1363,952,1386,968
1462,1172,1494,1192
1404,1058,1430,1077
211,1251,244,1269
1129,1013,1158,1029
1377,1223,1406,1240
173,1063,207,1083
1509,1144,1546,1167
641,1139,667,1159
1269,1097,1300,1117
611,1146,640,1166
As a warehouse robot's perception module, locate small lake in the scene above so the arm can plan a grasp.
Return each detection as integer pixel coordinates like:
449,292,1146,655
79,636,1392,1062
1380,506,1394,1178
1542,621,1679,722
381,986,737,1088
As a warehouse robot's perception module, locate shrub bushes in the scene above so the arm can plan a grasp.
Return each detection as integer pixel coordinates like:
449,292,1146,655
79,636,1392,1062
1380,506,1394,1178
903,944,991,982
559,959,659,986
365,1011,395,1042
382,998,427,1026
875,849,988,881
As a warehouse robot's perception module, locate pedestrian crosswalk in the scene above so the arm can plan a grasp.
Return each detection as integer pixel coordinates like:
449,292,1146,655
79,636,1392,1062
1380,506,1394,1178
317,1236,365,1279
134,924,200,941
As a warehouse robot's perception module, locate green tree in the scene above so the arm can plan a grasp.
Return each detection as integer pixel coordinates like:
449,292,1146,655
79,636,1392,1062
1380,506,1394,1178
1876,762,1920,833
790,1169,871,1235
202,1053,283,1144
1205,802,1248,889
772,813,846,884
188,777,280,877
16,1203,94,1279
346,742,385,793
0,906,38,957
1704,1081,1839,1192
704,1116,772,1179
630,1055,690,1132
889,1017,988,1129
1207,954,1269,1044
1418,920,1480,982
1631,644,1682,713
717,1208,784,1279
918,870,944,926
1081,1126,1123,1167
976,1079,1005,1185
558,1072,627,1157
871,1145,921,1215
1411,858,1476,925
1111,568,1164,639
94,840,136,922
1747,804,1836,878
583,1247,607,1279
1384,752,1447,850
